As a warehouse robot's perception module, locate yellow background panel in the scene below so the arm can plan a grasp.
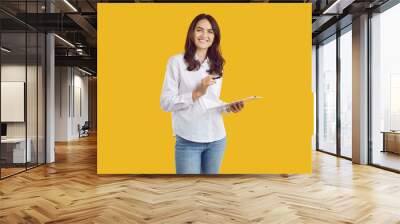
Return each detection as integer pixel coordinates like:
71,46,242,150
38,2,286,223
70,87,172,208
98,3,313,174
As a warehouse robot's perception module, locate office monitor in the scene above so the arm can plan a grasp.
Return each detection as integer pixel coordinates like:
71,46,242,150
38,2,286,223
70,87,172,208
1,123,7,137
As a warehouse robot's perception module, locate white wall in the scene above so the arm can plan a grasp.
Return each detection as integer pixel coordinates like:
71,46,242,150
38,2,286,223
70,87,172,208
1,63,46,163
75,70,89,139
1,65,38,137
1,66,26,133
312,45,316,150
55,67,70,141
55,67,89,141
1,64,25,81
1,82,25,122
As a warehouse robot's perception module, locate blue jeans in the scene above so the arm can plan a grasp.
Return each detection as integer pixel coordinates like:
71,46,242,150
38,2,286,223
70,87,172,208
175,135,227,174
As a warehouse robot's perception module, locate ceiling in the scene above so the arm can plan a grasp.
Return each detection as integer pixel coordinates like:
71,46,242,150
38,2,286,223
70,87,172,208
0,0,394,74
0,0,97,74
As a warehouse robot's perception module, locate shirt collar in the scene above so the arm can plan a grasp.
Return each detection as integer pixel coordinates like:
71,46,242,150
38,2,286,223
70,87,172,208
194,54,209,66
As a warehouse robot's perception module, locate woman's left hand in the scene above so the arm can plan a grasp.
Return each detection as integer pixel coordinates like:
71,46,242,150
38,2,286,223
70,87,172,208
227,101,244,113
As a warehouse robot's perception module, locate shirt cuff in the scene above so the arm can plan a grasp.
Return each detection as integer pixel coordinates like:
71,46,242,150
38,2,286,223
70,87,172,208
221,103,231,113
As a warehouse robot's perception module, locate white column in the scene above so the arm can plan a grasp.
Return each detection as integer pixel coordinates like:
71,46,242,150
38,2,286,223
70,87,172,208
46,33,55,163
352,14,369,164
45,1,55,163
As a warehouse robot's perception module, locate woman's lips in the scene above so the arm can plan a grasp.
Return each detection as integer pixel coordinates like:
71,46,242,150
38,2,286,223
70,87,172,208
198,39,209,43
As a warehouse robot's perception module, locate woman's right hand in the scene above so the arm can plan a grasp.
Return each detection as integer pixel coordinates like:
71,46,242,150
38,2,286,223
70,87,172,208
192,74,219,101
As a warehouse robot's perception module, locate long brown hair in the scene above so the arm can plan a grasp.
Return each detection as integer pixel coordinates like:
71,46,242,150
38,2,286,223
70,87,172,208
184,14,225,76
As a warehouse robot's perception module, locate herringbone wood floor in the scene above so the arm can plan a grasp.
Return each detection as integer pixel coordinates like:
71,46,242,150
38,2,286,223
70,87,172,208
1,134,400,224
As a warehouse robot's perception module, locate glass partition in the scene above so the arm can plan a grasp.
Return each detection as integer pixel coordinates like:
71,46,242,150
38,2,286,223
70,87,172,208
371,3,400,171
1,30,28,177
339,27,352,158
0,1,46,179
38,32,45,165
317,35,337,154
27,30,38,169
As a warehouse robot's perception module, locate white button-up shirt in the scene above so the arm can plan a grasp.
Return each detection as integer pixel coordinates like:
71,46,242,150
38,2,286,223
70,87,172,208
160,53,227,143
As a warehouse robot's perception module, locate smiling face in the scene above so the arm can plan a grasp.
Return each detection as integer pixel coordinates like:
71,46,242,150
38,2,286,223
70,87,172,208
184,14,224,74
192,19,215,50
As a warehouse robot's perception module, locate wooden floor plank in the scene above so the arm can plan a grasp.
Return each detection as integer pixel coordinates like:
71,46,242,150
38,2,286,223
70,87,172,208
0,134,400,223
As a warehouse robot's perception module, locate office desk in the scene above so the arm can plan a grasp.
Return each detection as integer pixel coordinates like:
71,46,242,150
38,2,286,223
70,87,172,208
1,138,31,163
381,131,400,154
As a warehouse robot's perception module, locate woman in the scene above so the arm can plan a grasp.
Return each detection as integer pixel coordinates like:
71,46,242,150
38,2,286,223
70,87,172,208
160,14,244,174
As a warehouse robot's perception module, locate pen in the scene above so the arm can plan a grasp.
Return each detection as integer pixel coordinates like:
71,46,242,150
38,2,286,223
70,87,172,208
212,75,222,80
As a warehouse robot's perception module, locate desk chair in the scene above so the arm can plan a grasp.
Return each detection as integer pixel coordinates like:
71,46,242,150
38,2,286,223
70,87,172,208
78,121,90,138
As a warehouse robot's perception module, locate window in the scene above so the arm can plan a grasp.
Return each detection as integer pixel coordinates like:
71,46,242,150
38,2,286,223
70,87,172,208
371,2,400,171
317,36,337,154
339,28,352,158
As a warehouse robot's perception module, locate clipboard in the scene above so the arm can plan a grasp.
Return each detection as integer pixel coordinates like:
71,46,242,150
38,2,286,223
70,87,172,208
210,96,263,110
